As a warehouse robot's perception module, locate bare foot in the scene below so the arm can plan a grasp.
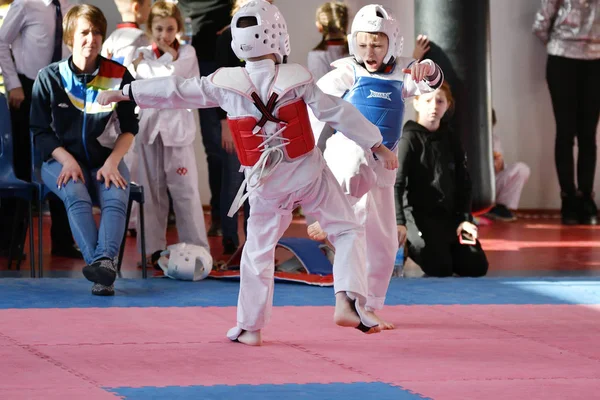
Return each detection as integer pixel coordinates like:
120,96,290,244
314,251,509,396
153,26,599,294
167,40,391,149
367,310,395,330
238,330,263,346
333,292,381,334
307,221,328,241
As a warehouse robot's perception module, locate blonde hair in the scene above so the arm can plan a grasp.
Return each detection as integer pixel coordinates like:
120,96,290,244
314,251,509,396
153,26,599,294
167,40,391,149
114,0,145,15
313,1,349,51
147,1,184,33
232,0,248,16
63,4,107,48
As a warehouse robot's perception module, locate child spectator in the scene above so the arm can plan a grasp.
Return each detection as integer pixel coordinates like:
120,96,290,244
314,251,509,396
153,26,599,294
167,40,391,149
307,1,349,81
130,1,209,267
102,0,152,72
486,109,531,221
395,82,489,278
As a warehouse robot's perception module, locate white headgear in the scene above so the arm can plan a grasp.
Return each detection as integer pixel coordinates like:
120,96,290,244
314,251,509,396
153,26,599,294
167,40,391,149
348,4,403,65
157,243,213,281
231,0,290,63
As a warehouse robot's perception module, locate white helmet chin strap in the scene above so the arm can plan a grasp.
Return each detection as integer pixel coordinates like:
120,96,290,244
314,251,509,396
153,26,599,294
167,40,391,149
348,4,403,65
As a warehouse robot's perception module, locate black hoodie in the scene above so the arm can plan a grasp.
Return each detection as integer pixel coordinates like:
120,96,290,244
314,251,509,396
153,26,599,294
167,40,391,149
394,120,473,225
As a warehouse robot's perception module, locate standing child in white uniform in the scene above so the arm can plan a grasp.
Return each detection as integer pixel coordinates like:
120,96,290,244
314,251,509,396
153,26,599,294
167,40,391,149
130,1,209,263
309,4,444,330
99,0,398,346
102,0,152,72
307,1,349,82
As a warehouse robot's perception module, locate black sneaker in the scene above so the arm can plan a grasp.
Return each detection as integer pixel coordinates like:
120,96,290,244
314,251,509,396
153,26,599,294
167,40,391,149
207,221,222,237
561,193,580,225
579,194,598,225
150,250,163,271
83,258,117,286
91,283,115,296
485,204,517,222
223,239,238,255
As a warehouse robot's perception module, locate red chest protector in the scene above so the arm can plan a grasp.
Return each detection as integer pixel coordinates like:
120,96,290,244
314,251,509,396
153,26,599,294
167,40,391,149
210,64,316,167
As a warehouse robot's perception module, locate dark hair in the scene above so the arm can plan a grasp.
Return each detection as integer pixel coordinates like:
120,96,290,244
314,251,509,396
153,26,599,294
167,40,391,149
63,4,107,47
492,108,497,126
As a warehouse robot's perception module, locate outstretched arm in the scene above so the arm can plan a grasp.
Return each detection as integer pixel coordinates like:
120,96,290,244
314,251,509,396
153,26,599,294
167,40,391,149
97,74,222,110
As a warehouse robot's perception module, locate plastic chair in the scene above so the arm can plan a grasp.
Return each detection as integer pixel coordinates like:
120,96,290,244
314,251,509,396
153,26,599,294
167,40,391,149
30,130,147,278
0,94,35,276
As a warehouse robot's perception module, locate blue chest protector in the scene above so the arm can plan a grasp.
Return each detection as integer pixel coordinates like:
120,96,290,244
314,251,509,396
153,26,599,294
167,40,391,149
342,75,405,150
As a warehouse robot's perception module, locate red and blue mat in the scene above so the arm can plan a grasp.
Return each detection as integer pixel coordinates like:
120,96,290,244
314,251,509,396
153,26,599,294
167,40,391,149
1,277,599,399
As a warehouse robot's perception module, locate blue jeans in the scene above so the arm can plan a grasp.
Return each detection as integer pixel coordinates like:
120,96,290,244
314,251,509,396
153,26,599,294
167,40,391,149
198,61,223,221
220,149,249,247
42,159,130,265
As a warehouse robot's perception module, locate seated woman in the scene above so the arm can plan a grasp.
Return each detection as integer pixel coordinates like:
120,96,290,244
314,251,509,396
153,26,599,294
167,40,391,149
30,4,138,295
395,82,488,278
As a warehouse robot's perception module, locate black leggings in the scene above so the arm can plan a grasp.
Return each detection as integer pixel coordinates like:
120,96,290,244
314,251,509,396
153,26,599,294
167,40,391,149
405,209,488,278
546,55,600,195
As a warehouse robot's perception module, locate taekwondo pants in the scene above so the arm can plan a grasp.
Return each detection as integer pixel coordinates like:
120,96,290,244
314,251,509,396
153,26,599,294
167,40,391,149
236,167,368,332
324,133,397,311
134,136,209,254
495,162,530,210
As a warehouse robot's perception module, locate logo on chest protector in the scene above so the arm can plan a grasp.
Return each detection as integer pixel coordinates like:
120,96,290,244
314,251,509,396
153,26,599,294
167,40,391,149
367,90,392,101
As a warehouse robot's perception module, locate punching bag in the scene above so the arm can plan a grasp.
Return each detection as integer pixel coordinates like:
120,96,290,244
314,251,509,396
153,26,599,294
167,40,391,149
414,0,495,213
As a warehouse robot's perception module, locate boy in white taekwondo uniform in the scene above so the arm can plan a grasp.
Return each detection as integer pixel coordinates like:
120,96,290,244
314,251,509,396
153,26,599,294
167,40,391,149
99,0,399,346
309,4,444,330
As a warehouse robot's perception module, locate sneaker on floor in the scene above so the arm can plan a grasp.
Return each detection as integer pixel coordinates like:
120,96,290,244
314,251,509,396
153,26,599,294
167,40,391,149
561,193,580,225
150,250,164,271
222,238,238,255
485,204,517,222
91,283,115,296
83,258,117,286
207,220,222,237
579,194,598,225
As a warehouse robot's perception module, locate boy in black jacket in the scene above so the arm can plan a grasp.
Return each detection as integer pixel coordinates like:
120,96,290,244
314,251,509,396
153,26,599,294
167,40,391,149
395,82,488,278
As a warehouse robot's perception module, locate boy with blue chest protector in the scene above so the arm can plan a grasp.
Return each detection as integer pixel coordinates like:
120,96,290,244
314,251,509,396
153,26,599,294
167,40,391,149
310,4,444,329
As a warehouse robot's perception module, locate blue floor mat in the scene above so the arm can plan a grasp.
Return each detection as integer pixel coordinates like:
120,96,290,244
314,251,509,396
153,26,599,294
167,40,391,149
0,277,599,309
106,383,430,400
